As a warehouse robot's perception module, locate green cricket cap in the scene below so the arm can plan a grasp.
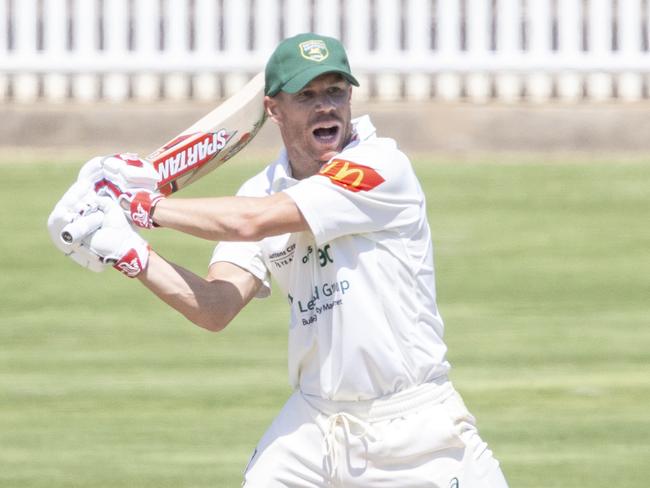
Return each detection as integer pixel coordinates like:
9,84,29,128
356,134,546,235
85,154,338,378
265,33,359,96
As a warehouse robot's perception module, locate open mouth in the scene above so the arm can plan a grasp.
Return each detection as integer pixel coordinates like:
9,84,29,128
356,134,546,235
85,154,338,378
312,125,340,145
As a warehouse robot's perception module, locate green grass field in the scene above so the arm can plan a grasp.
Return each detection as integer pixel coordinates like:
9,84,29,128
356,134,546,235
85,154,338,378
1,156,648,487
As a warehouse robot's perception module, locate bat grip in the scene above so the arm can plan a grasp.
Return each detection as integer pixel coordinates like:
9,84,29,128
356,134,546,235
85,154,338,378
60,211,104,245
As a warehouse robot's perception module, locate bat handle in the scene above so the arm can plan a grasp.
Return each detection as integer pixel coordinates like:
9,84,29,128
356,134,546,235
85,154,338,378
60,211,104,245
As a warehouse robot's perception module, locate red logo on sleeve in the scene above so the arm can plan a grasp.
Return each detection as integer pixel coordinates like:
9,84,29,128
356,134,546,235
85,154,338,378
318,159,385,192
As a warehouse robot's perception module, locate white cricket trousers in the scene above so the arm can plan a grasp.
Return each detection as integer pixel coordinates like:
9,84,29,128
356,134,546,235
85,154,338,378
242,378,509,487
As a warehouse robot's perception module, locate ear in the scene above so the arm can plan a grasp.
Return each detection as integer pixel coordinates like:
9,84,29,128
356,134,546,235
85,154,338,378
264,96,281,123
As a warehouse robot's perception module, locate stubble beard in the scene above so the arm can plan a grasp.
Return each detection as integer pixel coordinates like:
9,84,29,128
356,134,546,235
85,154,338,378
288,123,352,180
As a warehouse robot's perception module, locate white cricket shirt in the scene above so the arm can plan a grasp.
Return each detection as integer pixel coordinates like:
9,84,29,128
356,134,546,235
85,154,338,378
211,116,450,401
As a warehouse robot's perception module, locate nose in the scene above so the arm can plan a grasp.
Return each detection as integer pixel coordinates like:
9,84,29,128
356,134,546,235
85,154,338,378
315,93,337,112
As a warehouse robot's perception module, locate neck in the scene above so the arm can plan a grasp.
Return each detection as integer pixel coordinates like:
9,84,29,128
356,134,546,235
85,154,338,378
289,157,324,180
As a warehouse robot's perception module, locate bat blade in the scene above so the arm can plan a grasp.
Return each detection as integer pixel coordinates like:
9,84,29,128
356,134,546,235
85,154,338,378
147,72,267,196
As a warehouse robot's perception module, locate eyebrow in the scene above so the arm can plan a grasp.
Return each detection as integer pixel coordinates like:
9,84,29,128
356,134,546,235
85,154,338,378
304,78,348,90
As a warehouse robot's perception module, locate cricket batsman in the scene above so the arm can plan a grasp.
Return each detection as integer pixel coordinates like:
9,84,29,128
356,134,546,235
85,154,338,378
48,33,509,487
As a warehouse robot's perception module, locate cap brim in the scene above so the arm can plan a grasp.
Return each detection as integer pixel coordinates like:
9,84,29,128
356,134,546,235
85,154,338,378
280,65,359,94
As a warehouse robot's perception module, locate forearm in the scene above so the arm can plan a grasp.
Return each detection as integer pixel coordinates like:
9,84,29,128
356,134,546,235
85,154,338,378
137,251,248,331
151,192,308,242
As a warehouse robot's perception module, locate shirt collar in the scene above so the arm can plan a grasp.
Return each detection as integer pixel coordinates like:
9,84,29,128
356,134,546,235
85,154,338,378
269,148,294,192
269,115,376,193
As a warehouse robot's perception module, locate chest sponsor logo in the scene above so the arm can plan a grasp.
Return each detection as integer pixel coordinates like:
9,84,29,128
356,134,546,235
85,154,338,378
318,159,385,192
268,243,296,269
301,244,333,267
292,280,351,326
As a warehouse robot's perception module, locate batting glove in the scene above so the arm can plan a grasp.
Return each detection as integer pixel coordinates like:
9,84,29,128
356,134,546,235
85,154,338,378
76,153,165,229
86,197,151,278
47,180,109,273
77,153,160,198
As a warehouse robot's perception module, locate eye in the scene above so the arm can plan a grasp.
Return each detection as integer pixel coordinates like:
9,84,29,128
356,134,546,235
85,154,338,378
297,89,315,101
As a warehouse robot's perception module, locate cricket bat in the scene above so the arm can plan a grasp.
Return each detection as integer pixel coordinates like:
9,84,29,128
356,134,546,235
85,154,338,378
60,72,266,244
149,71,266,196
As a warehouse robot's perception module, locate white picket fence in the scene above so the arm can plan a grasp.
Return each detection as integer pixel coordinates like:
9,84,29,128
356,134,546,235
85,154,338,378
2,0,650,103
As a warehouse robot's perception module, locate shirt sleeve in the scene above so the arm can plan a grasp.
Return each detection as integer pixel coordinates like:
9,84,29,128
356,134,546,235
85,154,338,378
208,173,272,299
282,140,423,246
210,241,271,298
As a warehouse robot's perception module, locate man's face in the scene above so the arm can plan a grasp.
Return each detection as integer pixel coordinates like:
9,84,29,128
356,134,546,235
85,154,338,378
265,73,353,175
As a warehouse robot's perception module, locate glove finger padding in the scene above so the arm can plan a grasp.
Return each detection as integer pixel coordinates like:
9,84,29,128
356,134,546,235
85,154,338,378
47,181,98,252
89,154,164,228
77,156,105,186
67,242,110,272
100,154,160,196
87,197,150,278
56,179,94,212
47,182,108,273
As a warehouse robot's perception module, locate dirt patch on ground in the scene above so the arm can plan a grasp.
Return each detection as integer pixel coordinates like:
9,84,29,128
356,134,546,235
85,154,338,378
3,101,650,162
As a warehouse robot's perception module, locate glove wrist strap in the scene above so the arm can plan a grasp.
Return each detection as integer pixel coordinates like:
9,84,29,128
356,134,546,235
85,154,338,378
113,243,151,278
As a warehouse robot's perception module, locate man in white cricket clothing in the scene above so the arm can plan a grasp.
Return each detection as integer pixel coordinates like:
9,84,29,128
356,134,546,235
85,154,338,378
48,33,509,487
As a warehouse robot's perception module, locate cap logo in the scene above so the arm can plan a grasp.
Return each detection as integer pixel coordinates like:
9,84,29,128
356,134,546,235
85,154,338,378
299,40,329,62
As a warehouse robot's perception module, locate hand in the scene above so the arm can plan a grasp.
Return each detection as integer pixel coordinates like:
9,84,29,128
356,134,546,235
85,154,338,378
47,180,109,272
86,197,151,278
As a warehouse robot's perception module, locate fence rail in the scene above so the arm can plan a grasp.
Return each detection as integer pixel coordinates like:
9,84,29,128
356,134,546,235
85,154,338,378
2,0,650,103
